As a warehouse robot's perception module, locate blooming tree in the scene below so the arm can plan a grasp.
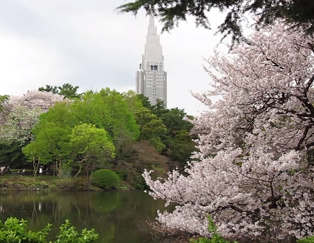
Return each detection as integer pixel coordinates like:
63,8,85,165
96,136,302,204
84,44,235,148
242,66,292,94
3,90,64,112
144,22,314,242
0,90,64,144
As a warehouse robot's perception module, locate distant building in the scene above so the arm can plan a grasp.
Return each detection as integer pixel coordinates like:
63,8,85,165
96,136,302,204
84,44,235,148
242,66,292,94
136,16,167,107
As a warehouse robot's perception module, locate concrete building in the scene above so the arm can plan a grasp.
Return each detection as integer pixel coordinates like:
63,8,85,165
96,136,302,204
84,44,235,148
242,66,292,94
136,16,167,107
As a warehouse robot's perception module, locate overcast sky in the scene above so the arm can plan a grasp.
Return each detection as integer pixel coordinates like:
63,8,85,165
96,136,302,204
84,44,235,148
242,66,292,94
0,0,225,116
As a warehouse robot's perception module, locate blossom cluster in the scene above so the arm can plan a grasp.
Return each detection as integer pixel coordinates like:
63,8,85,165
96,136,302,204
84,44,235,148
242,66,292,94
144,22,314,241
0,90,64,144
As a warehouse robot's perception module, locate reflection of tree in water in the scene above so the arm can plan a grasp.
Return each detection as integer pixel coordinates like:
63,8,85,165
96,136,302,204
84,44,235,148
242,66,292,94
98,191,170,243
0,191,168,243
0,192,94,222
51,192,93,223
90,191,120,213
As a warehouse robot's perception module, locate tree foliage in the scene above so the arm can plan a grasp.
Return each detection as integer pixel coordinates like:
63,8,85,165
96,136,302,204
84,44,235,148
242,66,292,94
143,22,314,241
28,88,137,154
70,123,115,179
133,96,195,168
38,83,81,99
23,119,72,177
0,141,26,168
22,88,141,179
122,90,143,114
134,107,167,152
38,84,59,94
98,88,140,141
117,0,314,43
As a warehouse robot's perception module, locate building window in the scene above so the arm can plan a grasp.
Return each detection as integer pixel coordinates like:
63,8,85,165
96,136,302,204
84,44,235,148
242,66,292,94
151,65,158,71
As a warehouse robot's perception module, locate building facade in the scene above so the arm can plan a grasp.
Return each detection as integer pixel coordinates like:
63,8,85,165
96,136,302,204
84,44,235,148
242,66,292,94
136,16,167,107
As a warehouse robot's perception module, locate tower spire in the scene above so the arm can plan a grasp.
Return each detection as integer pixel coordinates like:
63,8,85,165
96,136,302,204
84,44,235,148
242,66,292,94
149,15,154,26
135,16,167,107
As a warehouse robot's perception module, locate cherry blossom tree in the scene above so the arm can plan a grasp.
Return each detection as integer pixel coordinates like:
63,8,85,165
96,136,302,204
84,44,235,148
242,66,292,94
3,90,64,112
0,90,64,144
143,22,314,242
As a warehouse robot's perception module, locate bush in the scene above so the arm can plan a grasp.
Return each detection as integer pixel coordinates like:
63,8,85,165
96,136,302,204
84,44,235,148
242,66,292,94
91,169,119,189
0,217,98,243
298,236,314,243
132,174,149,190
190,216,237,243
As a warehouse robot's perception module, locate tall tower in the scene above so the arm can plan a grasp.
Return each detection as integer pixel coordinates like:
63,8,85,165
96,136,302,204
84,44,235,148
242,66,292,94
136,16,167,107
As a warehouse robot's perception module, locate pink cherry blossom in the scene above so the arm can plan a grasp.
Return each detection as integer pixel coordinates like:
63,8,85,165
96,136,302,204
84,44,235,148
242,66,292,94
144,22,314,241
0,90,64,144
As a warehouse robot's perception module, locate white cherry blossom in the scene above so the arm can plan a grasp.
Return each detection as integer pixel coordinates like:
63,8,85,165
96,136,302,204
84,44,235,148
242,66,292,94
144,22,314,241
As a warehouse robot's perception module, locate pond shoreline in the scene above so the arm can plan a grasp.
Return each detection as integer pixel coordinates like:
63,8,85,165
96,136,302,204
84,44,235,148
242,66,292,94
0,175,133,192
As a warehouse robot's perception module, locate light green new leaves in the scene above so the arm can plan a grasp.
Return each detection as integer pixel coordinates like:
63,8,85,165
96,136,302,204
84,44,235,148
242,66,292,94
70,123,115,167
23,122,71,165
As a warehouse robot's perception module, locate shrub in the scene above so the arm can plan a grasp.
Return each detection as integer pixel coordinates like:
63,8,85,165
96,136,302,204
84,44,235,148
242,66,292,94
190,216,237,243
132,174,149,190
91,169,119,189
0,217,98,243
298,236,314,243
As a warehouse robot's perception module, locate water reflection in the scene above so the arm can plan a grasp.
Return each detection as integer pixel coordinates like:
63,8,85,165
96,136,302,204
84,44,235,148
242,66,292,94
0,191,167,243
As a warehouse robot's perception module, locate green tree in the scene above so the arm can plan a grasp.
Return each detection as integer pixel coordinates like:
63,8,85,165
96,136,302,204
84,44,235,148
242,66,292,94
98,88,140,158
122,90,144,114
70,89,140,145
23,101,76,177
166,130,196,168
157,107,195,168
69,123,115,184
0,140,27,168
136,94,154,110
70,92,112,131
31,122,72,178
38,84,59,94
117,0,314,43
38,83,81,99
151,99,167,118
22,139,48,180
58,83,81,99
135,107,167,152
99,88,140,140
26,90,139,176
38,101,78,129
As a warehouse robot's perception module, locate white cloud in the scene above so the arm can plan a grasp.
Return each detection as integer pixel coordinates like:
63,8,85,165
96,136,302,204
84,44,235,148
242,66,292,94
0,0,226,115
0,31,70,95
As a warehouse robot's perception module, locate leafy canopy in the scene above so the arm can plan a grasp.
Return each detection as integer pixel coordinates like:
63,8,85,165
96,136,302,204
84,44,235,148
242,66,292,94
38,83,81,99
117,0,314,43
70,123,115,163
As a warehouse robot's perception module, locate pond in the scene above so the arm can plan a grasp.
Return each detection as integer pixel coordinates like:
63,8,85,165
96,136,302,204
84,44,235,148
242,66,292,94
0,190,172,243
